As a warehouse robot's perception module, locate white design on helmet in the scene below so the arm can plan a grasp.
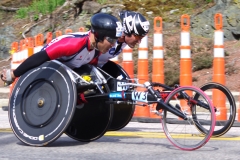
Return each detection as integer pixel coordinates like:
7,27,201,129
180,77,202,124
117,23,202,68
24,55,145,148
124,15,133,34
134,14,150,34
132,14,139,35
123,13,150,36
116,21,124,37
140,20,150,32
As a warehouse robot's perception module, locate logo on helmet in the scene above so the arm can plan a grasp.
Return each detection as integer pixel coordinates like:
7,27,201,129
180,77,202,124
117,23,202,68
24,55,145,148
123,15,133,35
140,21,150,32
116,21,124,37
121,12,150,36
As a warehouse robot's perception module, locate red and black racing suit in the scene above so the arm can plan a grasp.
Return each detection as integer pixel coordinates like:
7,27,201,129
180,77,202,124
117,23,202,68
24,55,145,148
13,31,101,77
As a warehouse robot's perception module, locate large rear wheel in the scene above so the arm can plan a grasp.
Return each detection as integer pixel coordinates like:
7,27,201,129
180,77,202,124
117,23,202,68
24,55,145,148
101,61,135,131
65,64,114,142
9,61,77,146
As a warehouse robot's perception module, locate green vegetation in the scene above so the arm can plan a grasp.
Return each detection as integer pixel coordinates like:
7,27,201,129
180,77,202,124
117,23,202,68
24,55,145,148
205,0,213,2
225,63,238,76
192,53,213,71
0,11,3,20
97,0,107,4
123,0,212,22
15,7,28,19
16,0,65,19
164,68,180,86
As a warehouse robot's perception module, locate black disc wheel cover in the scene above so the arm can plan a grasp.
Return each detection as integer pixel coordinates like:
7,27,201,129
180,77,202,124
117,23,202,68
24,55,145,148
9,61,77,146
65,64,113,142
101,61,135,131
65,88,113,142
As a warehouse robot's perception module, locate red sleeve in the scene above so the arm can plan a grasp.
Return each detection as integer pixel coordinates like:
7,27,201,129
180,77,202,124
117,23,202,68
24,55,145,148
45,36,89,60
89,52,102,66
88,57,99,66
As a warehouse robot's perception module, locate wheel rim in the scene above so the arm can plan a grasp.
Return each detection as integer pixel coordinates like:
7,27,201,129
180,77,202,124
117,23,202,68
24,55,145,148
161,86,215,151
22,80,58,127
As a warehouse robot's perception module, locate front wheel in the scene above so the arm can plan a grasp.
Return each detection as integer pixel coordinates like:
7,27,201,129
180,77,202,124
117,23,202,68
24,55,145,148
199,82,236,137
161,86,216,151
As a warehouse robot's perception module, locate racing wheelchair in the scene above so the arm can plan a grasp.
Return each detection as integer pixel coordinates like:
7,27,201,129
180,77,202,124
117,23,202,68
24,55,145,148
8,60,235,150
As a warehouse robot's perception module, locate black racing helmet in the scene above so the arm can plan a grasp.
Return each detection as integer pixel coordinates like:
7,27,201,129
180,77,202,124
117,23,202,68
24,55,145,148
91,13,123,41
119,10,150,37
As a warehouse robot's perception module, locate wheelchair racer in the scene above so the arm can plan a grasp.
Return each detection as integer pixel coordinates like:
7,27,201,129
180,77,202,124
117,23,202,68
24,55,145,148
89,10,150,67
1,13,124,85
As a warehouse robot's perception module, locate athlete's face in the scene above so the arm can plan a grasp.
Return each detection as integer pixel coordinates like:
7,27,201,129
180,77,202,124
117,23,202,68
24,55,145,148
98,37,117,53
124,34,144,48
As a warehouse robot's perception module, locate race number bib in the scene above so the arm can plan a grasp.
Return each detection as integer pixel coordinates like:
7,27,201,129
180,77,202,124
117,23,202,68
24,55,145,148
131,91,148,103
117,81,129,91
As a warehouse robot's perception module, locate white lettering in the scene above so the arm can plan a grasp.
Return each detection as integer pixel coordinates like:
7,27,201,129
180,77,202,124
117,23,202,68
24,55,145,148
117,82,129,91
132,92,148,102
45,118,65,138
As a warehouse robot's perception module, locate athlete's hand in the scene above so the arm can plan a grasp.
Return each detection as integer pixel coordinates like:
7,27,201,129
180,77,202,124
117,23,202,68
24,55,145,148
1,69,15,86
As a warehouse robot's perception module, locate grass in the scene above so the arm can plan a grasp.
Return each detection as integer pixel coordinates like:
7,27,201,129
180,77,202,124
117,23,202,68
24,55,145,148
192,53,213,71
164,68,180,86
16,0,65,19
123,0,213,22
97,0,107,4
0,11,3,20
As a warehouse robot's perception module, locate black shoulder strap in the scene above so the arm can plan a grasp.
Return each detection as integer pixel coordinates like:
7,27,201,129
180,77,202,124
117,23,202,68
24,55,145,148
113,42,123,56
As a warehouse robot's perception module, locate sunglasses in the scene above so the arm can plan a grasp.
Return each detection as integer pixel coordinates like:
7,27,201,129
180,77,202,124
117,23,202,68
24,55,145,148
133,34,144,40
105,37,118,44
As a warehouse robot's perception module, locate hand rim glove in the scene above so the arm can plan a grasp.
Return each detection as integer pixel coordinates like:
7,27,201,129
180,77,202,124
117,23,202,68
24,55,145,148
1,69,14,86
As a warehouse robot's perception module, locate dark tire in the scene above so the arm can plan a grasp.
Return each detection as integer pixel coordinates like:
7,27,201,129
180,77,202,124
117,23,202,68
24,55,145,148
9,61,77,146
198,82,236,137
65,64,114,142
101,61,135,131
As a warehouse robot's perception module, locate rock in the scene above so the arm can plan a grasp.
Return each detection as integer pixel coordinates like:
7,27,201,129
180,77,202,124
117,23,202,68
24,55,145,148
191,2,240,41
0,26,16,59
232,23,240,35
82,1,101,14
72,0,85,4
223,29,235,41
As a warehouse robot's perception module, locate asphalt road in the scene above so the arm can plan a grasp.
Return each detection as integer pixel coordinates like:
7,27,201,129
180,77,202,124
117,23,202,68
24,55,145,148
1,129,240,160
1,108,240,159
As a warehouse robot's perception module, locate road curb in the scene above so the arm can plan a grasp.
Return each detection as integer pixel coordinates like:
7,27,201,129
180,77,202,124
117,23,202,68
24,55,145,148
0,87,10,93
0,99,8,108
0,128,12,132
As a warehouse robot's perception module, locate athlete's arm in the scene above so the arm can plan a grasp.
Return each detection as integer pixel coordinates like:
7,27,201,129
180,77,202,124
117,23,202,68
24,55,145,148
13,35,88,77
13,50,50,77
